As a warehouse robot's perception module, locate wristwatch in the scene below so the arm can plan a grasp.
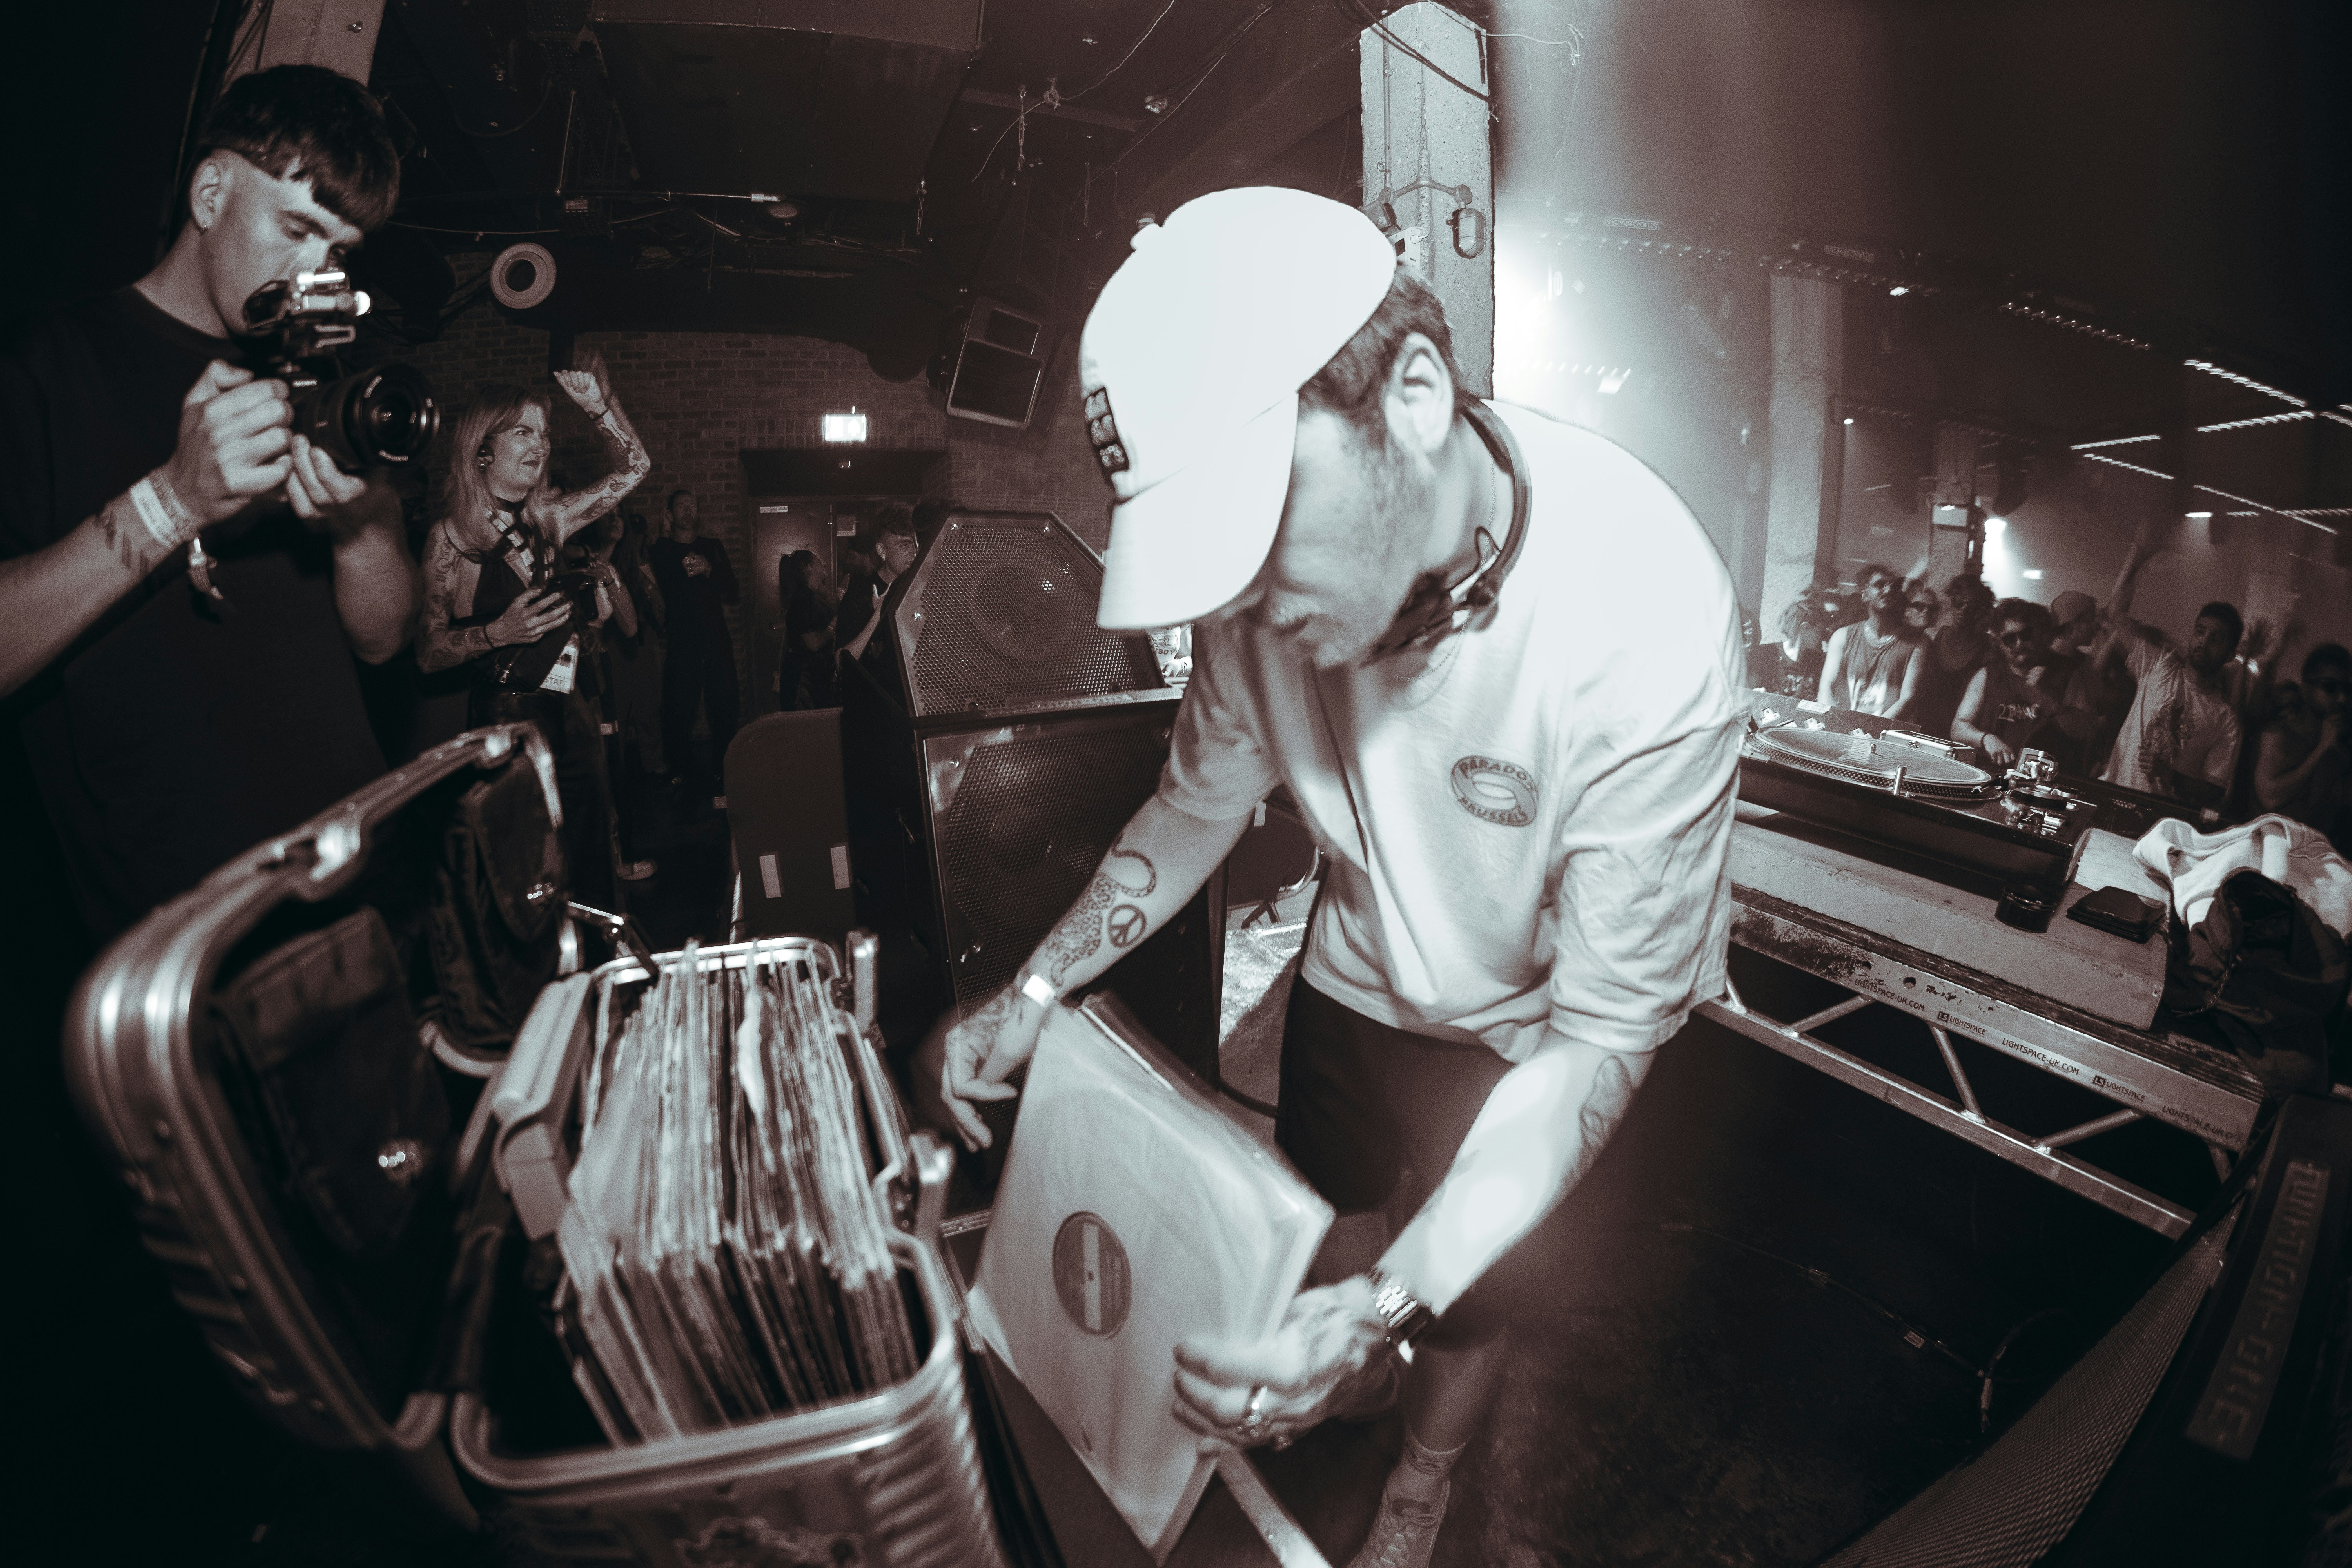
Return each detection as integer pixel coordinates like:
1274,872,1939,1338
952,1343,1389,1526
1363,1267,1436,1348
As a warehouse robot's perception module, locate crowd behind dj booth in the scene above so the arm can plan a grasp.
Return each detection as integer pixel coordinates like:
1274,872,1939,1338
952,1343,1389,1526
1743,547,2352,851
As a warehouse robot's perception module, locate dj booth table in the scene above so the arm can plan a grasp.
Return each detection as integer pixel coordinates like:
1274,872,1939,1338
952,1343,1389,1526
1697,810,2266,1240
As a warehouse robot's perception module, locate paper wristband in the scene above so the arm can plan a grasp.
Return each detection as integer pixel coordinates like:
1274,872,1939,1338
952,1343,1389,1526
1019,971,1060,1007
128,473,194,554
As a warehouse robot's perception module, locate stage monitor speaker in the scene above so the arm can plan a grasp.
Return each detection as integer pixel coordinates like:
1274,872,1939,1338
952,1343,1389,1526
589,0,981,201
839,512,1220,1130
889,510,1165,723
1817,1091,2350,1568
944,298,1052,429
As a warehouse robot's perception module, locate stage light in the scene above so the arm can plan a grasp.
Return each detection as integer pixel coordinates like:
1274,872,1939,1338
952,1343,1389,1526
2023,570,2045,580
1843,416,1855,425
2185,510,2213,519
1887,286,1909,297
1985,515,2007,535
823,409,867,443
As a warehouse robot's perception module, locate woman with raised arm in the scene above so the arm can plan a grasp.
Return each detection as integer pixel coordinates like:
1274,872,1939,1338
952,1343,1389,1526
417,350,652,913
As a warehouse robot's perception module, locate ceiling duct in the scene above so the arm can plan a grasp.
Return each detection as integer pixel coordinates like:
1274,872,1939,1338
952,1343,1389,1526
588,0,981,201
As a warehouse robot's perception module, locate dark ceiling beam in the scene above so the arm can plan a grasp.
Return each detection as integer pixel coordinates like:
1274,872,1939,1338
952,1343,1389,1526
1098,0,1394,227
958,89,1142,134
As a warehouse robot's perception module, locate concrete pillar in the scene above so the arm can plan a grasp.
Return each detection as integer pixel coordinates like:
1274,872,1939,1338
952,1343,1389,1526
1359,4,1493,397
1926,426,1979,589
1753,274,1842,626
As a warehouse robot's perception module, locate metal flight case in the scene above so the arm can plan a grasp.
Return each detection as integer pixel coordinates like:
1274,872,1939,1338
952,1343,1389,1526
64,723,1016,1567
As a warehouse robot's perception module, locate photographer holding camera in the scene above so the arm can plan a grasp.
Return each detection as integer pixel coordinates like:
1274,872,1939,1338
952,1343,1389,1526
0,65,414,944
415,358,652,916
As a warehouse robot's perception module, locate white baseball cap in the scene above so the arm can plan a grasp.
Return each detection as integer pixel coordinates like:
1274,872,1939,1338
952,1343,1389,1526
1080,187,1399,630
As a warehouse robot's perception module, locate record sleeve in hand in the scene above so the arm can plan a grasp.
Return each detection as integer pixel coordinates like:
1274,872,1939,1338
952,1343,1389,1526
967,998,1330,1562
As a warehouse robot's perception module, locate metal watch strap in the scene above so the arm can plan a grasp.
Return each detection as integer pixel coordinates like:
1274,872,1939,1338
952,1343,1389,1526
1364,1267,1435,1347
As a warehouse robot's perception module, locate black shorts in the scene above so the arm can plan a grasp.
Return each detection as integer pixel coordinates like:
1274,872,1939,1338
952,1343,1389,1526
1274,977,1566,1345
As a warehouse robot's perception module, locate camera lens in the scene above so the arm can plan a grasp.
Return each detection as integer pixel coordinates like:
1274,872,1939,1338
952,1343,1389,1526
295,362,440,471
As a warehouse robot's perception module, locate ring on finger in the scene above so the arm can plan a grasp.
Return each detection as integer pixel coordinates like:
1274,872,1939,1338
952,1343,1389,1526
1234,1384,1270,1442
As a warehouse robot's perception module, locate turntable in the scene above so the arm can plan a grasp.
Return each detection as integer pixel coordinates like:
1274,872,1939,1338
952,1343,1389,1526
1737,707,2108,926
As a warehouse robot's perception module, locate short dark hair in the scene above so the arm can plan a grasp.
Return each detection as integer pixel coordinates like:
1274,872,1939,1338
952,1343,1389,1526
1992,597,2053,644
668,487,695,513
2195,600,2243,655
1298,269,1471,445
2302,642,2351,682
872,501,916,542
197,65,401,234
1857,562,1898,589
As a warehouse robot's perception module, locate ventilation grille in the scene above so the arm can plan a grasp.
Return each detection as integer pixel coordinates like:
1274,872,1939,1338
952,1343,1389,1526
924,715,1174,1016
897,521,1160,719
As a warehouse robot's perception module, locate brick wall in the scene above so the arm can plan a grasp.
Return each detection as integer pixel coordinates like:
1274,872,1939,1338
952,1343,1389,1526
401,254,1114,683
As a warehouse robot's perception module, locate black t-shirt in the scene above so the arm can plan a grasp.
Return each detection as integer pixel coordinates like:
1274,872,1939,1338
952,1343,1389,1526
0,287,386,940
649,534,737,646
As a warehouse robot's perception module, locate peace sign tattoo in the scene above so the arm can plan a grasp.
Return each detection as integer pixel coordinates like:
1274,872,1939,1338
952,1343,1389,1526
1107,904,1147,948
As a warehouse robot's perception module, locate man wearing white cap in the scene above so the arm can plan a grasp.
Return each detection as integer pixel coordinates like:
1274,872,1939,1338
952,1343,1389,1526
941,187,1743,1566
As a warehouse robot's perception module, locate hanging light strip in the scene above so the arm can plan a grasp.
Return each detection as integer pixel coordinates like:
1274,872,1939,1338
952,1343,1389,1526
2183,359,2306,407
2072,434,2161,449
2319,410,2352,429
2195,410,2314,433
1996,300,2152,350
2080,452,2174,481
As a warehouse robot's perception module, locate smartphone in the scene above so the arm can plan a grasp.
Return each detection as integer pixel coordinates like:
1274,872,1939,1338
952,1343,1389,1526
2066,884,2164,943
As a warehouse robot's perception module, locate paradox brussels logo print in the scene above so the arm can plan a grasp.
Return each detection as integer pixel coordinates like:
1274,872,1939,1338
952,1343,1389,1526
1053,1210,1132,1337
1084,387,1129,476
1450,755,1538,826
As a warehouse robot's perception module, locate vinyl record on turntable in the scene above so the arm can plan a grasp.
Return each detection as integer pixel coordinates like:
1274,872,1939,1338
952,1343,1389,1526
1751,725,1993,799
967,1001,1330,1561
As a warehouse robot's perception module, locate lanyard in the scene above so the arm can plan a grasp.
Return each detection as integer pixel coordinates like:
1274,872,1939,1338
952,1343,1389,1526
484,502,542,586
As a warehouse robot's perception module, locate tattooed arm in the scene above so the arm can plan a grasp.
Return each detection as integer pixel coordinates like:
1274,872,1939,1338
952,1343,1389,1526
415,521,490,673
1,359,297,696
936,791,1255,1149
548,352,651,543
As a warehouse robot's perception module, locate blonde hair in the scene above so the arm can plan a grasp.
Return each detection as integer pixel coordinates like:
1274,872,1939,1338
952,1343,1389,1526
443,383,558,555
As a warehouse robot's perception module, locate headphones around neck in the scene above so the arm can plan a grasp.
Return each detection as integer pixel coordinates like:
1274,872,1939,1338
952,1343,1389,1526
1370,402,1532,659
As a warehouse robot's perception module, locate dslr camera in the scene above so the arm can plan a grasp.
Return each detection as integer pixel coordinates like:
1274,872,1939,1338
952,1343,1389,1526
241,269,440,474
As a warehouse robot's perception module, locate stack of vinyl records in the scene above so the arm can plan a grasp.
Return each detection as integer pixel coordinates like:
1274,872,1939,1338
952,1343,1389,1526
557,940,919,1443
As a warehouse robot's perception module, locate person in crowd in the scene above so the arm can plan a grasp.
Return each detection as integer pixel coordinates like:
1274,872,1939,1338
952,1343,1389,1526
778,548,837,710
650,486,741,796
1952,597,2085,769
2255,642,2350,848
0,64,414,940
938,189,1741,1568
1747,595,1828,699
608,508,667,782
2089,523,2243,808
1907,571,1993,739
835,503,920,682
564,516,656,882
1903,583,1942,635
414,355,652,915
2026,588,2137,777
1818,563,1924,718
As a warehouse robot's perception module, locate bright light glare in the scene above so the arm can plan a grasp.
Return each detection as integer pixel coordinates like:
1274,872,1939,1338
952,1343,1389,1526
1843,416,1855,425
1887,286,1909,297
822,410,867,443
1984,515,2007,535
2185,510,2213,519
2023,569,2045,580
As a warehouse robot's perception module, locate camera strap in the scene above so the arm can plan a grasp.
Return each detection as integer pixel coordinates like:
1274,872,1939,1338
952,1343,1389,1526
483,504,544,588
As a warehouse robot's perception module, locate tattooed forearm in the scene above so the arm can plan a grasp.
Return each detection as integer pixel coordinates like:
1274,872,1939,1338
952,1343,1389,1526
1568,1054,1637,1190
415,525,492,672
555,403,651,537
93,496,148,573
1034,843,1158,987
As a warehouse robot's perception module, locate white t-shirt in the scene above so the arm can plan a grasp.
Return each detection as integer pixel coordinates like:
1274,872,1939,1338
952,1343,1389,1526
2101,635,2243,798
1159,402,1744,1067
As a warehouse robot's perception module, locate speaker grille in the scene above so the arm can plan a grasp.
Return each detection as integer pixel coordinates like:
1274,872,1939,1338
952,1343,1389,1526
1819,1203,2243,1568
923,713,1174,1016
898,520,1161,719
